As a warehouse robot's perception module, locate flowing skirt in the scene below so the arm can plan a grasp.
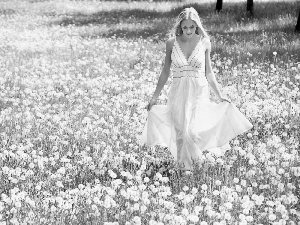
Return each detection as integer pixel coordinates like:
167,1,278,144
141,77,253,169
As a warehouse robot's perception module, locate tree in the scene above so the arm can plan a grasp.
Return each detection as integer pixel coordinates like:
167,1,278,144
247,0,254,16
296,10,300,32
216,0,222,12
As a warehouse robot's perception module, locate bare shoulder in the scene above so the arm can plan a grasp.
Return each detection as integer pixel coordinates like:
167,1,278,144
166,37,175,51
202,37,211,51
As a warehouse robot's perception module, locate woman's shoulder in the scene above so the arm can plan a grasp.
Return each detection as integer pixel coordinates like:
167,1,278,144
165,37,176,52
166,37,176,47
201,36,210,44
201,36,211,50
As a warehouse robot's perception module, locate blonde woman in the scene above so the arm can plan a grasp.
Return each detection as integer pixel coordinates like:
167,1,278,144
141,7,253,170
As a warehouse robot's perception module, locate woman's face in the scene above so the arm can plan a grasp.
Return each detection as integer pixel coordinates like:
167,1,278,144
180,19,197,38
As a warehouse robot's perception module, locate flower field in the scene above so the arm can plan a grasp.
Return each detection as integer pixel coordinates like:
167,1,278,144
0,0,300,224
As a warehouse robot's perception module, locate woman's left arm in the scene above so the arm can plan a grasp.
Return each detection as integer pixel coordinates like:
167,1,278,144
204,38,230,102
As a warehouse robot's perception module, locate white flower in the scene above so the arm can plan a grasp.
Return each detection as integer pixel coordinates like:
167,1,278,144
56,181,64,188
141,205,147,214
224,202,233,210
14,201,21,208
207,209,215,217
133,203,139,211
132,216,141,225
50,205,56,212
108,170,117,179
224,212,231,220
91,204,98,211
161,177,169,183
213,190,219,196
268,214,276,221
245,216,253,222
57,167,66,175
187,214,199,223
35,185,42,191
181,208,189,216
215,180,221,186
239,214,246,220
183,186,189,192
278,168,285,174
194,205,203,214
155,172,162,181
9,217,19,225
241,179,247,187
103,196,111,209
235,185,242,192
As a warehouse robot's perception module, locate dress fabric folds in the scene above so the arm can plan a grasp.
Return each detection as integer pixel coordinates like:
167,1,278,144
141,37,253,169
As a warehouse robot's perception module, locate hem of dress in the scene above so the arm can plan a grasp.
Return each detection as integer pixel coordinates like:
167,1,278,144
141,125,252,163
140,142,168,148
201,125,252,152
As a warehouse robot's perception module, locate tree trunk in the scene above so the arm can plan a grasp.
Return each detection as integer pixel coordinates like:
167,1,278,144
216,0,222,12
247,0,254,16
296,10,300,32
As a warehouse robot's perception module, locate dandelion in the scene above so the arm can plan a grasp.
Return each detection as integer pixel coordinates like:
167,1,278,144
15,202,21,208
10,217,19,225
224,212,231,220
108,170,117,179
132,216,141,225
194,205,203,214
187,214,199,223
50,205,56,212
215,180,222,186
241,180,247,187
245,215,254,222
201,184,208,191
191,187,198,195
268,214,276,221
56,181,64,188
213,190,219,196
183,186,189,192
141,205,147,214
233,178,239,183
133,203,140,211
224,202,233,210
181,208,189,216
239,214,246,221
235,185,242,192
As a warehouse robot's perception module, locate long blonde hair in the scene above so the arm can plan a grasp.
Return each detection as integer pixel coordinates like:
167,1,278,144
169,7,209,39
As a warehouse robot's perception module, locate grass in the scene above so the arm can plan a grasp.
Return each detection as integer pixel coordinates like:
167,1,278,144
0,0,300,224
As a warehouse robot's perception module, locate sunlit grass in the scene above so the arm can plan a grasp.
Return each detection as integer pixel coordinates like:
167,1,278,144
0,0,300,224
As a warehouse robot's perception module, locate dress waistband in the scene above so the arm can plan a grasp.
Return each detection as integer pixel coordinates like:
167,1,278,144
173,66,201,72
172,66,205,78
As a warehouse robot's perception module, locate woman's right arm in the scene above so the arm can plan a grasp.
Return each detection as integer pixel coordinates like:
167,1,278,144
147,38,174,111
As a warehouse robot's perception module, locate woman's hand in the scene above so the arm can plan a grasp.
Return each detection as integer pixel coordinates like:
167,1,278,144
219,95,231,103
146,98,157,111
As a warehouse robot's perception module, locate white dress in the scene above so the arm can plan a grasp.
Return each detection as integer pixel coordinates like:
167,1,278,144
141,37,253,170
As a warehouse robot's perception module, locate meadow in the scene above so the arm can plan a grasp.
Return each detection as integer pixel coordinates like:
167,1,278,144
0,0,300,224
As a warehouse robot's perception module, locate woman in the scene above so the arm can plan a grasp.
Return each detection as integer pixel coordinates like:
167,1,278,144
141,7,253,170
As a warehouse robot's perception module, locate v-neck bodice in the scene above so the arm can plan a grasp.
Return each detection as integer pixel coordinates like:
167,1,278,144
171,36,206,78
175,37,202,63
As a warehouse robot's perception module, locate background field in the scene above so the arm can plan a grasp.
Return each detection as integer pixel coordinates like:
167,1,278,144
0,0,300,224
